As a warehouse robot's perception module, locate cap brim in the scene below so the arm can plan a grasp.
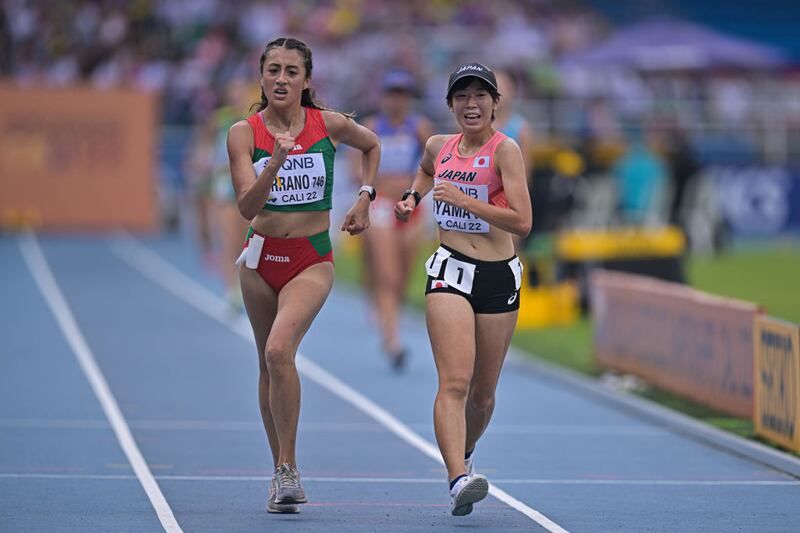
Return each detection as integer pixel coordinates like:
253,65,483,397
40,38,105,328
447,73,498,96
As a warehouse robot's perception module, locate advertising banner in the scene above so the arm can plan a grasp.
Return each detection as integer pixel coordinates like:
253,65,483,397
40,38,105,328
754,316,800,452
591,270,761,417
0,84,157,231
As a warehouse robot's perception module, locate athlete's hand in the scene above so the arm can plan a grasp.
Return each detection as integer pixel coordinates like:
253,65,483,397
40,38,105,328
341,195,371,235
271,131,295,168
394,198,416,222
432,181,468,209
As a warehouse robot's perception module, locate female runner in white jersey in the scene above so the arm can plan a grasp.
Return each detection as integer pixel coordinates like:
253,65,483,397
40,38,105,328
395,63,531,516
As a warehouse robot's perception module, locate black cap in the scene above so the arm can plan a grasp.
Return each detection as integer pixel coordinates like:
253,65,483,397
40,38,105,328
446,63,498,98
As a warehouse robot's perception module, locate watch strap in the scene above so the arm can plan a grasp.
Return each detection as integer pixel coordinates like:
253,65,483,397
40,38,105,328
359,185,376,201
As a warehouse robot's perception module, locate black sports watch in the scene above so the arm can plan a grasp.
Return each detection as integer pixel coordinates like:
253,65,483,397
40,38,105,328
401,189,421,207
358,185,377,201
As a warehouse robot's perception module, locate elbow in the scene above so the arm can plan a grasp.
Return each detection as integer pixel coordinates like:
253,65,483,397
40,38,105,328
240,208,258,221
515,218,532,238
238,200,258,221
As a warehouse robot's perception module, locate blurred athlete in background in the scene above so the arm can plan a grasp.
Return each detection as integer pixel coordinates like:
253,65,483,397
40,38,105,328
361,69,433,370
211,78,255,310
186,77,254,311
494,69,533,252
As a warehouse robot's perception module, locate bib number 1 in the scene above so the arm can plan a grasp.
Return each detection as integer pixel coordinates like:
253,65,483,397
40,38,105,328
425,246,476,295
443,257,475,294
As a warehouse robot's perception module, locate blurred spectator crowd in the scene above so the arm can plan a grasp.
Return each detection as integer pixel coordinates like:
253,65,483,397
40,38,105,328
3,0,799,159
2,0,798,245
0,0,605,125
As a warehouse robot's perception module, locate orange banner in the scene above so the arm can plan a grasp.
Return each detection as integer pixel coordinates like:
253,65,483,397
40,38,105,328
591,270,761,417
0,84,157,231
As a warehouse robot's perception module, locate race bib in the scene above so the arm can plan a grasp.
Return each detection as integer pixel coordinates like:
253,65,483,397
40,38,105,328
244,234,264,269
424,247,475,295
442,257,475,294
254,153,326,206
508,257,523,290
432,179,490,233
425,247,451,278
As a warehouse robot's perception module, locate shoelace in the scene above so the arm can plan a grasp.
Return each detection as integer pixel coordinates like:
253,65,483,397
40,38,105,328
277,464,300,488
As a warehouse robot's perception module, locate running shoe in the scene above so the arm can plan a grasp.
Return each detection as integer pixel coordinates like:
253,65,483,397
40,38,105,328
273,463,307,504
449,474,489,516
268,475,299,514
390,348,407,371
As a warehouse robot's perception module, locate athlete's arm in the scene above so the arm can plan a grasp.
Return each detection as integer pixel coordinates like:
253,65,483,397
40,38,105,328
323,111,381,235
227,120,292,220
323,111,381,189
395,134,448,221
352,115,377,186
518,121,533,174
432,138,531,236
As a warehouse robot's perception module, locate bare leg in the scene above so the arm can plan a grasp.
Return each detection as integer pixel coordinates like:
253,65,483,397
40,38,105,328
465,310,518,454
427,293,476,481
265,262,334,467
195,193,214,260
363,224,403,354
240,267,280,466
398,218,424,305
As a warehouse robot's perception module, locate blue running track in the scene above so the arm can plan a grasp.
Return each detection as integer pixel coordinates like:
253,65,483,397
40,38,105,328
1,233,798,532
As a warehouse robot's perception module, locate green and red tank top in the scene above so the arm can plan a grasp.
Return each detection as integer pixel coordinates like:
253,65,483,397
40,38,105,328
247,107,336,212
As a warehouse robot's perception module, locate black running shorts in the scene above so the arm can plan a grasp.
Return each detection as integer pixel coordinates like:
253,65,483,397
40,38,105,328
424,244,523,314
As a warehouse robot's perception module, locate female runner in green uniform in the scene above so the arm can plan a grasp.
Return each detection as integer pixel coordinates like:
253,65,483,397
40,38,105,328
227,37,380,513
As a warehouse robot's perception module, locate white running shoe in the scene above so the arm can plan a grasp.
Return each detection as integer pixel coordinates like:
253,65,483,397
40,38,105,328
449,474,489,516
268,476,299,514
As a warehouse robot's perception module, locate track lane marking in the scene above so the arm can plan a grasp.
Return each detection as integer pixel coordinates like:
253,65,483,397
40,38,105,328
2,473,797,486
110,234,569,532
19,233,182,533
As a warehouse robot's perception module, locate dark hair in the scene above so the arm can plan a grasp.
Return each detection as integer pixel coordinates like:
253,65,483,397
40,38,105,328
252,37,353,118
446,77,501,121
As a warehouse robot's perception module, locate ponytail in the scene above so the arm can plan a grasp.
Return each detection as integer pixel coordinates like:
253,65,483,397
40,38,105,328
251,87,269,114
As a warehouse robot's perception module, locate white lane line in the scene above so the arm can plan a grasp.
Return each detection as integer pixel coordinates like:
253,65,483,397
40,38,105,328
19,233,182,533
3,473,797,486
110,234,569,532
0,418,664,435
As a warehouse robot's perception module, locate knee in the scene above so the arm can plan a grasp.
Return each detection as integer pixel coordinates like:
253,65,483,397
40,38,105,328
265,343,295,375
377,273,401,296
468,388,495,412
439,375,471,400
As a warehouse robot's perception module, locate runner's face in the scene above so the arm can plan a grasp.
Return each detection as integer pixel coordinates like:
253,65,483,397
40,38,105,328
261,48,309,109
450,79,496,134
382,89,412,118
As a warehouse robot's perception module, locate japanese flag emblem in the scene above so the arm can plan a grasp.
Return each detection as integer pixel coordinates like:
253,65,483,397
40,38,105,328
473,155,490,168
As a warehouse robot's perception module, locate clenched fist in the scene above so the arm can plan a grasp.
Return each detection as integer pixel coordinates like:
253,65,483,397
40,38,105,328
432,181,468,209
394,197,416,222
272,131,295,167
